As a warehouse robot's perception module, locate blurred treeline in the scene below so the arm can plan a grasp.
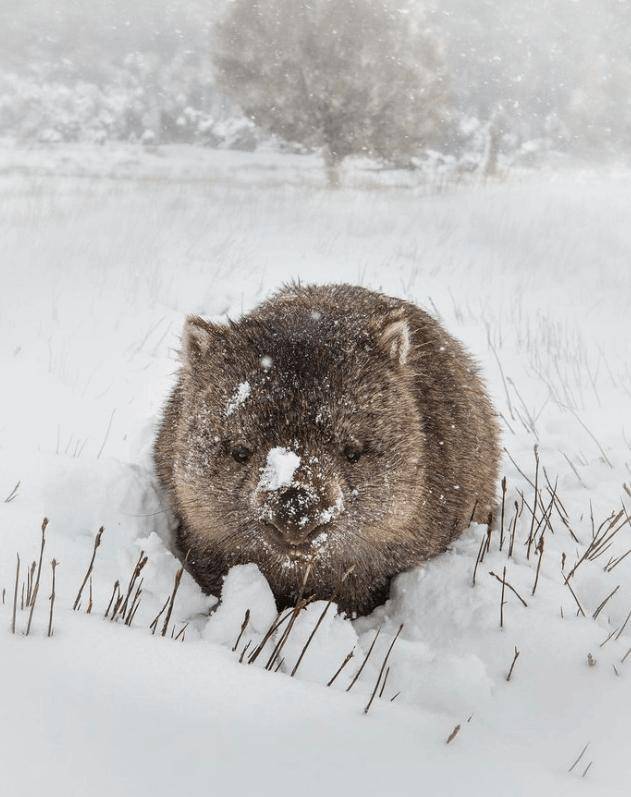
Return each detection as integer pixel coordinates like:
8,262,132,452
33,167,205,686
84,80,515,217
1,0,629,165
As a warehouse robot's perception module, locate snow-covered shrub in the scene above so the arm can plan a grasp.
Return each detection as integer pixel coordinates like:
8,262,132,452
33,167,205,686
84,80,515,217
212,0,453,185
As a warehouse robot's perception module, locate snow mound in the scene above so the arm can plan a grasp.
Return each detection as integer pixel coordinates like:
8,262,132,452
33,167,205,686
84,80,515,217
204,563,277,648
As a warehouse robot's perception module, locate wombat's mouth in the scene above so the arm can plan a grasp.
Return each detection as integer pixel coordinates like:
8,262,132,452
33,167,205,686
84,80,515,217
264,524,329,560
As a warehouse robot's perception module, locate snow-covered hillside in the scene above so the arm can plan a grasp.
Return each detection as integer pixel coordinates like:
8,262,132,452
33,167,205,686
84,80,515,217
1,146,630,796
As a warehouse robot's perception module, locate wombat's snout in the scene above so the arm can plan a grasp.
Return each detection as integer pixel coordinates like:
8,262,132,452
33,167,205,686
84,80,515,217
264,483,343,547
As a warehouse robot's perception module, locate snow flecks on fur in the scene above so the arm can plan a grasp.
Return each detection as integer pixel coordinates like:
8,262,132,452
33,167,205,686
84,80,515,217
225,381,251,416
318,495,345,526
258,447,301,492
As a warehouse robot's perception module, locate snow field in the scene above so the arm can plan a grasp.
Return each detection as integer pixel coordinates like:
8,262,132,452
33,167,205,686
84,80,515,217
1,146,630,795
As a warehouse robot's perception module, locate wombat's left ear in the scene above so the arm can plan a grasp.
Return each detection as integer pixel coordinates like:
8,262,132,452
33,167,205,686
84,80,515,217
182,315,222,369
376,310,411,367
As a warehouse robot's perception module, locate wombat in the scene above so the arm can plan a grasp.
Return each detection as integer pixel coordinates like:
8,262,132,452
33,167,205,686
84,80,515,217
154,284,500,616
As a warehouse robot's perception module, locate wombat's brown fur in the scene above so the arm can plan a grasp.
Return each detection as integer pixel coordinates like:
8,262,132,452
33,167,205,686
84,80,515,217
154,284,500,616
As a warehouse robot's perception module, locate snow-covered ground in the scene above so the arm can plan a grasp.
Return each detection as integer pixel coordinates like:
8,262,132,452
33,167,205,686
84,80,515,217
1,145,630,796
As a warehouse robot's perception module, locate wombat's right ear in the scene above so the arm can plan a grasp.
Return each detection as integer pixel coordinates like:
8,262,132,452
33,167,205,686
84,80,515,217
375,309,411,367
182,315,222,369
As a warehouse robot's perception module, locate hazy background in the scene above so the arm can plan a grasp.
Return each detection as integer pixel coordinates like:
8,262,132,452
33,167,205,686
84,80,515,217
2,0,630,170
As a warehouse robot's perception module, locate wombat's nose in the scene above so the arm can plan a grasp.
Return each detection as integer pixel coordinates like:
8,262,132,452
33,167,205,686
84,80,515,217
270,486,323,544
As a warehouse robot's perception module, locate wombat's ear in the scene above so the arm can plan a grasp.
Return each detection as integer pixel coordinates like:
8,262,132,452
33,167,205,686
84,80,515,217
376,310,411,367
182,315,222,369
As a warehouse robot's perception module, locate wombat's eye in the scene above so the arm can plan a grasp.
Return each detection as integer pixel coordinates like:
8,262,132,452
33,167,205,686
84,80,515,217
344,443,362,463
231,445,252,464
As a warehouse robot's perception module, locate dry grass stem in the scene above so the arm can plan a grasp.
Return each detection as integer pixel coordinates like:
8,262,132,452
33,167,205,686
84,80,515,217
290,597,333,677
149,596,169,634
239,640,253,663
327,649,354,687
592,585,620,620
500,566,507,628
499,476,507,550
232,609,251,652
378,667,390,698
161,566,184,637
4,480,20,503
614,608,631,641
506,646,520,681
532,535,545,596
564,576,586,617
526,446,540,560
446,724,461,744
47,559,58,637
104,580,120,619
11,554,20,634
175,622,188,641
488,571,528,607
347,626,382,693
508,501,519,558
118,550,148,620
25,517,48,637
248,608,294,664
73,525,104,610
265,562,313,671
568,743,590,773
363,624,403,715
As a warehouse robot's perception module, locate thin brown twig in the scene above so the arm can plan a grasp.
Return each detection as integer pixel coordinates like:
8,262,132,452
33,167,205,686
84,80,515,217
327,649,354,687
378,667,390,698
614,608,631,641
118,550,148,620
364,624,404,715
73,526,104,610
564,575,586,617
347,626,382,693
175,622,188,642
446,724,461,744
11,554,20,634
265,563,313,671
248,609,293,664
47,559,58,638
290,598,333,677
508,501,519,558
161,566,184,637
239,640,253,663
25,518,48,637
532,535,545,596
526,446,540,560
104,580,120,619
232,609,251,652
568,743,590,773
506,646,520,681
499,477,507,550
592,585,620,620
488,571,528,607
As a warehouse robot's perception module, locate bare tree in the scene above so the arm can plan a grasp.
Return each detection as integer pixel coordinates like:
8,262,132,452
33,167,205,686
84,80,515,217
212,0,451,185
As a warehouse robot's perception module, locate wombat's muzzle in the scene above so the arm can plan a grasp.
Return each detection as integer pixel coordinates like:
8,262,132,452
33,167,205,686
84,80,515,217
263,483,343,547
